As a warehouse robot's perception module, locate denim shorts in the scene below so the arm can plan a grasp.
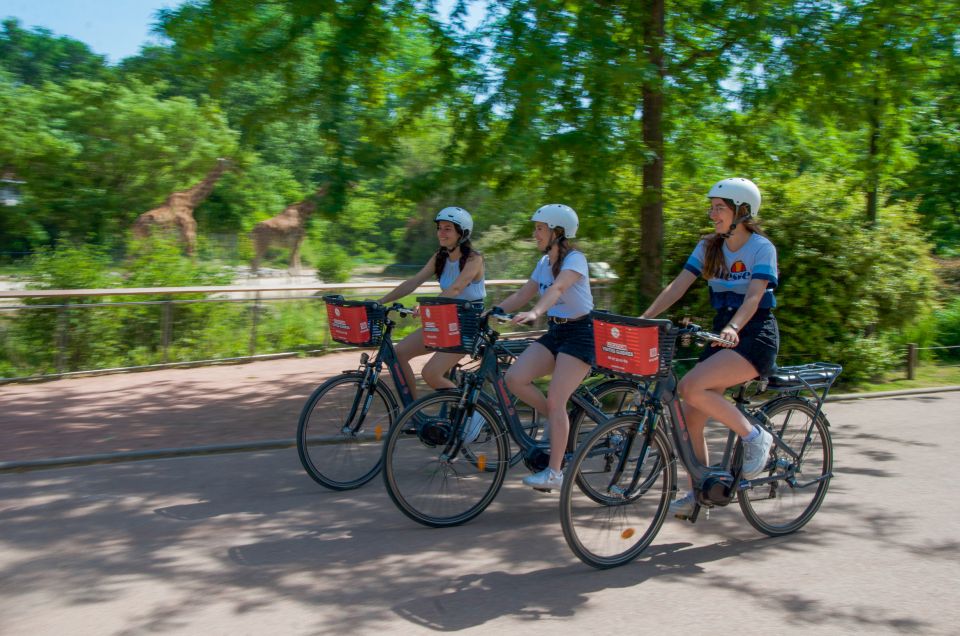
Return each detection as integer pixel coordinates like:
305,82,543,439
536,317,595,366
699,308,779,378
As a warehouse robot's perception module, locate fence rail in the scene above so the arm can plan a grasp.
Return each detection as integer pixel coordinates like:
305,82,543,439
0,280,615,383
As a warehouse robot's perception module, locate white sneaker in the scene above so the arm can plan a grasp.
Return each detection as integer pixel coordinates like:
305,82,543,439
669,491,697,519
522,467,563,490
462,412,485,444
741,427,774,478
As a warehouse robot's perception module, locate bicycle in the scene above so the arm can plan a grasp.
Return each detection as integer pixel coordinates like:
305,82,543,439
297,294,533,491
560,310,842,569
380,301,645,528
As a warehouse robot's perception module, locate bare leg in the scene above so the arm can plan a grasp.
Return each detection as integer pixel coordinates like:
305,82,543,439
421,351,465,390
504,343,556,415
392,328,430,400
544,353,592,472
677,349,759,477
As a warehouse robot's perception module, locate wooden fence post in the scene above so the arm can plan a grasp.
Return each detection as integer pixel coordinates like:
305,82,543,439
907,343,917,380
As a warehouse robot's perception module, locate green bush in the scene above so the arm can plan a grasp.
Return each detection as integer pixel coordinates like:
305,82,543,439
314,243,352,283
764,175,938,383
934,296,960,360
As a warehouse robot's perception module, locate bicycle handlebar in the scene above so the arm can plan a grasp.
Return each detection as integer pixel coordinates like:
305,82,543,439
388,303,416,318
677,322,736,347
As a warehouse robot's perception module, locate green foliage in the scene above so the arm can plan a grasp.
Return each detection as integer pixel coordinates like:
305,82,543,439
2,76,239,250
314,243,353,283
766,175,937,382
0,19,112,85
933,297,960,361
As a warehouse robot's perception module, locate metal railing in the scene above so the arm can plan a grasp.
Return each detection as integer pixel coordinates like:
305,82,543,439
0,280,616,383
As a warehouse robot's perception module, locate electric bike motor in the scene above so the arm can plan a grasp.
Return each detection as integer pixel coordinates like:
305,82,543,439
522,446,551,473
698,469,736,506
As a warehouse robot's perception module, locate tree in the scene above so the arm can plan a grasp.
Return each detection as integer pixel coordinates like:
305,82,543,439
3,78,238,249
0,18,112,85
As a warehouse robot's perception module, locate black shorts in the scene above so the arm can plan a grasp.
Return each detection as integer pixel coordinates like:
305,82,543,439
536,318,595,366
699,308,779,378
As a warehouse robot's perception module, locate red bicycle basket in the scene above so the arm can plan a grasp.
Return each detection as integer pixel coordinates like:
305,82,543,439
418,297,482,354
591,311,676,380
323,295,385,347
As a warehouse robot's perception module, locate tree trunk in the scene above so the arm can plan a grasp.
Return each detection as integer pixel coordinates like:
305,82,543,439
640,0,666,302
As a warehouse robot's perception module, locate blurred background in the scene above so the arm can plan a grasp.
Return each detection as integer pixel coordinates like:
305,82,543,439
1,0,958,386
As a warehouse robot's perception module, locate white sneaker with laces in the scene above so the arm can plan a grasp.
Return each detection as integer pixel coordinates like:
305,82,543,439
741,427,774,478
522,467,563,490
669,491,697,519
462,412,485,444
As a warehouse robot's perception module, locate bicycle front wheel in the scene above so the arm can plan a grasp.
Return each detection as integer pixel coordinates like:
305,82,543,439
739,397,833,536
382,392,509,527
560,414,674,569
297,373,397,491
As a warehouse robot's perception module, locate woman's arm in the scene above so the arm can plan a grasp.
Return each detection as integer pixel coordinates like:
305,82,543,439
377,257,435,304
512,269,581,324
437,253,483,299
641,269,697,319
494,278,539,314
717,278,767,347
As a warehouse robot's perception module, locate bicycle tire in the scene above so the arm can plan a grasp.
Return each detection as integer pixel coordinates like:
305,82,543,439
382,390,509,527
560,413,675,569
296,372,398,491
738,397,833,536
569,378,642,451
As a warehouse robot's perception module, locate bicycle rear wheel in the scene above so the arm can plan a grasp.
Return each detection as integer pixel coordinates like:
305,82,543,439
382,392,509,527
739,397,833,536
296,372,397,491
560,414,674,569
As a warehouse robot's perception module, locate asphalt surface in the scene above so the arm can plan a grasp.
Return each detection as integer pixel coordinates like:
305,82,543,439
1,382,958,635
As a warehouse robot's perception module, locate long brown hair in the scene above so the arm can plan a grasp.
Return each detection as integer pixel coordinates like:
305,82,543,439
702,200,767,280
550,230,577,278
433,231,475,280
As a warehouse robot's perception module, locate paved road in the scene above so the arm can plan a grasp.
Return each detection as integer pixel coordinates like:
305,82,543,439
1,392,958,635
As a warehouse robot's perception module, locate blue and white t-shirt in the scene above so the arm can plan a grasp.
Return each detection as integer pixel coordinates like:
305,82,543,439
684,233,778,310
439,257,486,302
532,250,594,318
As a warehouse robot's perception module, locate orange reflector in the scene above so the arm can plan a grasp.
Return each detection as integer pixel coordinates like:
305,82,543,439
621,528,636,540
477,454,486,471
375,424,383,441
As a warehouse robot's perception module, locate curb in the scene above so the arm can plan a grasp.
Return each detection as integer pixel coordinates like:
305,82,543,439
0,439,296,474
3,385,959,473
826,385,960,402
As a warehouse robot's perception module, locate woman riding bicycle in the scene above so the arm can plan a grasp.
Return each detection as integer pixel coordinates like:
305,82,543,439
490,204,594,490
640,178,779,517
377,207,486,399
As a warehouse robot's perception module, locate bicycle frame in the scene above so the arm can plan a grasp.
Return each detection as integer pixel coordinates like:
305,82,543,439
642,359,841,505
336,308,415,437
452,321,634,463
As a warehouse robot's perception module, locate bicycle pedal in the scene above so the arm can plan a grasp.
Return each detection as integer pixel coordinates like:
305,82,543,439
533,487,554,493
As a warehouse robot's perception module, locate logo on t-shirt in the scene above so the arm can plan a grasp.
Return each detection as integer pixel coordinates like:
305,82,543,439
728,260,751,281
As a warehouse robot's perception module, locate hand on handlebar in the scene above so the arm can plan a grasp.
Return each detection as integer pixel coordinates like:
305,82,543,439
713,325,739,348
510,310,538,325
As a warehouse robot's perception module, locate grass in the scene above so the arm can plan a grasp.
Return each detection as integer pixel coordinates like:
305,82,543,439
838,362,960,394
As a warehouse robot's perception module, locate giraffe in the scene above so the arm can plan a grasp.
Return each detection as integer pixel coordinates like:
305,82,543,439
250,184,329,274
131,158,232,255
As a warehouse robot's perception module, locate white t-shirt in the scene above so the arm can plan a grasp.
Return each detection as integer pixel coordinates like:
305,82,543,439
531,250,594,318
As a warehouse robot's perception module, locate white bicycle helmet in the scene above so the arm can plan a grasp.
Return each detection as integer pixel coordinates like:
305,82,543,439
707,178,761,218
531,203,578,238
435,207,473,241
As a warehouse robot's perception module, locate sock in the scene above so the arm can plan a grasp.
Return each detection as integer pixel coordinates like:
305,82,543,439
742,426,760,442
